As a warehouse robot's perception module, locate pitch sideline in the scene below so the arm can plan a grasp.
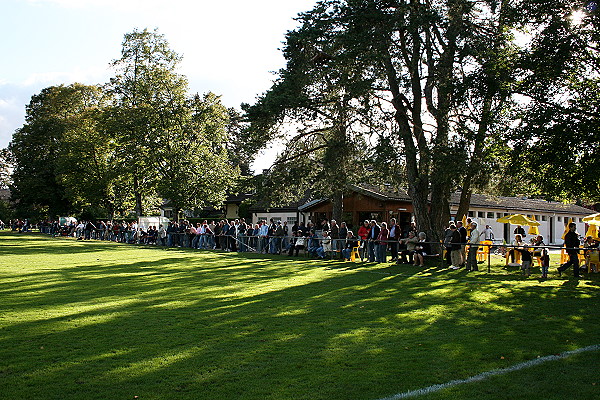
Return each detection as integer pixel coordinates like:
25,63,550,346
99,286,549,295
377,344,600,400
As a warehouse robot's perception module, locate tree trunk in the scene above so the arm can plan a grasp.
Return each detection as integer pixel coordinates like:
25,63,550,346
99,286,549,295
133,175,144,217
331,190,343,223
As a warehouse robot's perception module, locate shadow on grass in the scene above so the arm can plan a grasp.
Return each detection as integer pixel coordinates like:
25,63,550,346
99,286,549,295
1,232,599,400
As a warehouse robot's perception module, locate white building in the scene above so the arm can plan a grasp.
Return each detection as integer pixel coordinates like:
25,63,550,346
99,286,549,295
452,193,593,244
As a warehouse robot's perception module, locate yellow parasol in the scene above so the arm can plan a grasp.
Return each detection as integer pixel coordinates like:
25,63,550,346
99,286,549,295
561,217,573,240
582,213,600,226
585,224,600,241
496,214,540,226
528,215,540,236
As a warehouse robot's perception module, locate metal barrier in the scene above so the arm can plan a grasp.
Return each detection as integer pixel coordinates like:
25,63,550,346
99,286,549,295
32,227,595,272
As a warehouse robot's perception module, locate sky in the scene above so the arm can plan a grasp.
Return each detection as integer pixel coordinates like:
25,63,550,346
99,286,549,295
0,0,319,171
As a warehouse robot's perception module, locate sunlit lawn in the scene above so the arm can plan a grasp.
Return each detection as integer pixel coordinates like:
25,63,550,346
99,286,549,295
1,232,599,400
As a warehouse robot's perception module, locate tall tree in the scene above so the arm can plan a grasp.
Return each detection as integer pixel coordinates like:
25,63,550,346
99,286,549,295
154,92,239,219
106,28,189,216
507,2,600,203
55,88,133,219
245,8,380,221
0,148,11,190
9,84,99,218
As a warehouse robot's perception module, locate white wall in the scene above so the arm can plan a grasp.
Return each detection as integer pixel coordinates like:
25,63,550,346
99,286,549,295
463,208,589,245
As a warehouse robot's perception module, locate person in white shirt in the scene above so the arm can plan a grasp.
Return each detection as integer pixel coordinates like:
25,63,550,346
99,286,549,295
479,225,494,241
466,222,480,271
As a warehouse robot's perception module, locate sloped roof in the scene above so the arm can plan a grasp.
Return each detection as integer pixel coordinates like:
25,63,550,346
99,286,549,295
349,183,412,201
452,192,593,215
250,183,593,216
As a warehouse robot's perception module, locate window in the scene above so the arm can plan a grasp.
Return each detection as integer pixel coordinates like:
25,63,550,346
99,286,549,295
497,213,503,218
527,214,533,218
287,217,297,225
487,212,494,219
579,218,584,223
468,211,474,217
535,215,540,220
478,211,485,218
541,216,547,221
557,216,562,222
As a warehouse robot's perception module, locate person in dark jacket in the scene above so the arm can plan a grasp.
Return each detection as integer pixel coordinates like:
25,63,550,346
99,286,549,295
558,223,581,278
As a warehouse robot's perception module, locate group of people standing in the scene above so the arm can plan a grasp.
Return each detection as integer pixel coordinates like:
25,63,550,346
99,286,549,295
443,220,480,271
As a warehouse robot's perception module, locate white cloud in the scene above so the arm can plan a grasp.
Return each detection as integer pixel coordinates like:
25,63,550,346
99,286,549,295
20,66,110,87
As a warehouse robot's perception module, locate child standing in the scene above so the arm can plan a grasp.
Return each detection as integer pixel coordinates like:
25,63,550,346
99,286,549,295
518,246,533,277
540,248,550,279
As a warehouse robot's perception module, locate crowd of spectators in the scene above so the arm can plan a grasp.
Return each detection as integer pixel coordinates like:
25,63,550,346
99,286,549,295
4,216,598,275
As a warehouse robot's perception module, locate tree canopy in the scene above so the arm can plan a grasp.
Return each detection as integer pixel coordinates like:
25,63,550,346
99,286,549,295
245,0,600,236
8,29,239,220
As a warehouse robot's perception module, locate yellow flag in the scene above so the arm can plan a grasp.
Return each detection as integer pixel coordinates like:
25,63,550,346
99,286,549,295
562,218,573,240
528,215,539,236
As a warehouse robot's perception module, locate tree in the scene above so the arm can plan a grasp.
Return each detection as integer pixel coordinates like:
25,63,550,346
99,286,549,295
154,92,239,219
55,89,133,219
506,3,600,203
246,0,517,238
245,6,381,221
106,28,189,216
0,148,11,190
9,84,100,218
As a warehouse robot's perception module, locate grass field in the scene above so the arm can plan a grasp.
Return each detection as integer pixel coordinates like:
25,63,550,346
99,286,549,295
1,232,599,400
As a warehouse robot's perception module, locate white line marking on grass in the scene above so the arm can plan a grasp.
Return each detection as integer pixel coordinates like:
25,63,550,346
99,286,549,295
377,344,600,400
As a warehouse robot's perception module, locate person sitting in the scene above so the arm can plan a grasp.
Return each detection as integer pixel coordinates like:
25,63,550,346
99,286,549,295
316,231,332,259
288,232,306,256
307,231,321,257
342,231,359,261
413,232,431,267
398,231,418,264
508,234,525,263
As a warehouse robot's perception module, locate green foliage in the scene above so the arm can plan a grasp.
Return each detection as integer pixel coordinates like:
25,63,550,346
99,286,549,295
9,84,98,218
0,200,13,222
505,4,600,202
0,148,11,190
155,92,238,215
9,29,240,220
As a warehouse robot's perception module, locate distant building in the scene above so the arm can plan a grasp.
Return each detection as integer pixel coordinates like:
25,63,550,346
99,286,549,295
253,184,592,244
451,193,593,244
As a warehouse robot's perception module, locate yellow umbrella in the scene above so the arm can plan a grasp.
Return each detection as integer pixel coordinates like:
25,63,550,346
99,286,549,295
582,213,600,226
562,217,573,240
586,224,600,240
496,214,540,226
528,215,540,236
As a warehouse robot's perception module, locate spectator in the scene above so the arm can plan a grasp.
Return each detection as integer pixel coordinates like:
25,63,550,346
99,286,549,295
413,232,431,267
368,220,380,262
342,231,359,261
449,224,462,270
466,222,480,272
388,218,400,262
557,222,581,278
377,222,389,263
398,231,418,264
